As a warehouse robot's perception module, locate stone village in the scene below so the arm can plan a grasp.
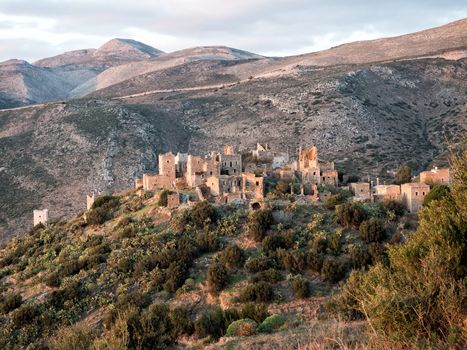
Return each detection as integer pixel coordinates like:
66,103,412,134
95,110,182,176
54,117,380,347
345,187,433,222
33,144,450,226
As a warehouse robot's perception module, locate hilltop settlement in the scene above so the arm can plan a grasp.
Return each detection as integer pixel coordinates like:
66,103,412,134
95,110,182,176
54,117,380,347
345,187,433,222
34,144,450,226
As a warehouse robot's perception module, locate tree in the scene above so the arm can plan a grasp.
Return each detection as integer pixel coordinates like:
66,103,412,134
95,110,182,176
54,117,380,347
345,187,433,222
359,218,385,243
247,209,274,242
338,142,466,346
207,262,229,292
158,190,169,207
423,184,450,206
394,165,412,184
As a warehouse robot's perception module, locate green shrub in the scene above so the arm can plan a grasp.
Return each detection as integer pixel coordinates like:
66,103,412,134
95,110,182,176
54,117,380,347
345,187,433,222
195,231,220,253
348,243,370,269
247,209,274,242
240,303,269,323
207,262,229,292
169,307,194,338
158,190,169,207
290,275,311,298
195,306,225,339
218,244,244,268
394,165,411,184
225,318,257,337
307,252,324,272
245,256,276,273
379,199,405,218
257,314,286,333
0,292,22,314
191,201,218,228
326,230,343,255
239,281,273,303
324,191,351,210
368,242,389,266
336,202,368,228
359,218,385,243
423,184,450,206
278,249,307,273
10,303,41,328
87,196,119,225
51,323,94,350
45,272,61,288
337,146,466,346
163,262,188,293
309,235,327,254
262,235,287,254
250,268,281,283
321,258,345,283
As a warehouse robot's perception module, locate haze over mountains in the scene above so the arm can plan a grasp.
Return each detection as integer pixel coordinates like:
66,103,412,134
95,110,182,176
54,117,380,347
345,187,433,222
0,19,466,239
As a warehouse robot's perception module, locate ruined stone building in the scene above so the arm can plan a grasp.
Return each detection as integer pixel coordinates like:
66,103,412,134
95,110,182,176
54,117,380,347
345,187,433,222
349,182,371,201
297,146,338,190
401,183,430,213
420,167,450,185
33,209,49,226
242,172,265,200
372,184,401,202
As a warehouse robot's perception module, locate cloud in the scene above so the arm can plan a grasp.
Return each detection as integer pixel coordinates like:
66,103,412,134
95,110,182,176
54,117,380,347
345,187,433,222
0,0,465,62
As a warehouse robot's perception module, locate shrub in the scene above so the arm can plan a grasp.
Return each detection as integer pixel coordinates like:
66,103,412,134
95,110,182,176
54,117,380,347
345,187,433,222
290,275,311,298
348,243,370,269
245,256,276,273
262,235,287,254
10,303,40,328
359,218,385,243
379,199,405,218
239,282,273,303
207,262,229,292
45,272,61,288
394,165,411,184
225,318,257,337
158,190,169,207
368,242,389,266
48,281,86,308
240,303,269,323
423,184,450,206
51,324,94,350
163,262,188,293
87,196,120,226
278,249,307,273
169,307,194,338
309,235,327,254
337,145,466,346
250,268,281,283
327,230,343,255
218,244,244,269
0,292,22,314
307,252,324,272
247,209,274,242
336,202,368,228
195,231,220,253
191,201,218,228
91,195,119,210
321,258,345,283
324,191,350,210
257,314,286,333
195,306,225,339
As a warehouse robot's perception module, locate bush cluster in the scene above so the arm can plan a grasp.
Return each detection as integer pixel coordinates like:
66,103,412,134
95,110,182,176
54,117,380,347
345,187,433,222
247,209,274,242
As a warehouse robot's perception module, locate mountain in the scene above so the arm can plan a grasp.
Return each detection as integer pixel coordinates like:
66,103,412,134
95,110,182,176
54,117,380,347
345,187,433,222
0,39,164,108
0,19,466,240
70,46,265,97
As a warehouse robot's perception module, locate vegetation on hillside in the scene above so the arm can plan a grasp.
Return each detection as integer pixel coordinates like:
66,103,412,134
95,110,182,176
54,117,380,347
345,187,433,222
0,143,465,349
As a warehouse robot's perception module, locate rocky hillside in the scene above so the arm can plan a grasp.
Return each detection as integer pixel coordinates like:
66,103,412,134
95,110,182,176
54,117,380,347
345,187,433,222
0,39,164,108
0,19,466,240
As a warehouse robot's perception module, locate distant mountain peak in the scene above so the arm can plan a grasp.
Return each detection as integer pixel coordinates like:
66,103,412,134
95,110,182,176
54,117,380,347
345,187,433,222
95,38,164,58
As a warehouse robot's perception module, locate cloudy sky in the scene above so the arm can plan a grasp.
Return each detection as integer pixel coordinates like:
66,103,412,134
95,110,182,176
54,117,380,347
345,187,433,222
0,0,465,62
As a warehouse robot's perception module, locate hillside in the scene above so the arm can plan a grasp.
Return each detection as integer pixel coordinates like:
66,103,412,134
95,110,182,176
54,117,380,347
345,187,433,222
0,187,415,349
1,54,465,240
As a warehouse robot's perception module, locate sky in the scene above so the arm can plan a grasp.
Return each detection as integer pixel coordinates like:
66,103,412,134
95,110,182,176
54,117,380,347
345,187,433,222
0,0,466,62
